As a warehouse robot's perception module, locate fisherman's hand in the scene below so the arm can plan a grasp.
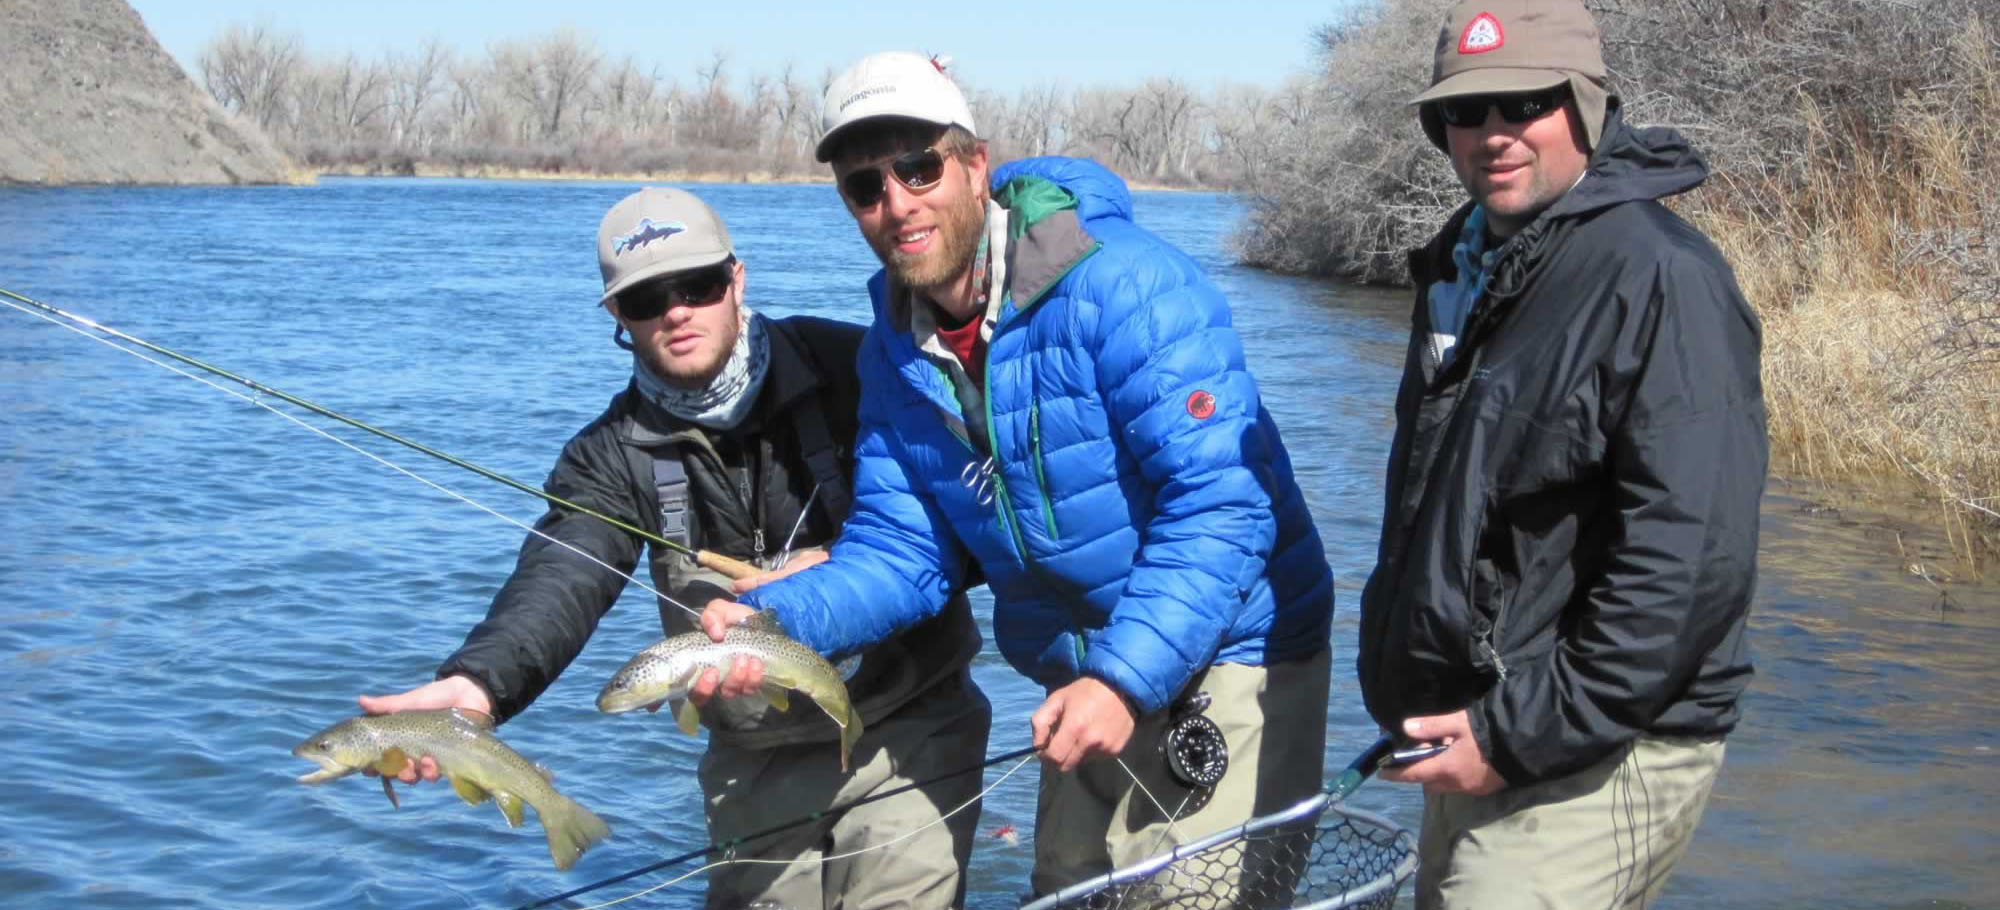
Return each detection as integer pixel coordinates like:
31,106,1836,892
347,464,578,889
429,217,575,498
700,598,758,640
686,655,767,707
729,547,830,594
355,675,494,783
1379,710,1508,796
1031,677,1137,773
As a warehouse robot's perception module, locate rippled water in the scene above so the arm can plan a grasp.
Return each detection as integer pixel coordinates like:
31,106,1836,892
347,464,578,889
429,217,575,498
1,178,1993,910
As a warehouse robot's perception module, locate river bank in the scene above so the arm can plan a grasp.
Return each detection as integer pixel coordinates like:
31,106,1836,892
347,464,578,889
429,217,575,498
309,160,1213,193
1233,0,2000,566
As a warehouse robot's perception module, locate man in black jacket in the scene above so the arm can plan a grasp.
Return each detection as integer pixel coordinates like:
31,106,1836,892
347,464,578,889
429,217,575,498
1359,1,1767,907
358,187,990,909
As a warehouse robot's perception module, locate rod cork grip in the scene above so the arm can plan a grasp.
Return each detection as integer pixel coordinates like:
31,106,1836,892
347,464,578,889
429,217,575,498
695,550,761,581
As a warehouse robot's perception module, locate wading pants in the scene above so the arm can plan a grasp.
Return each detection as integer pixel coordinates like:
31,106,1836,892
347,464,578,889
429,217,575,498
1030,648,1332,901
698,669,992,910
1416,733,1727,910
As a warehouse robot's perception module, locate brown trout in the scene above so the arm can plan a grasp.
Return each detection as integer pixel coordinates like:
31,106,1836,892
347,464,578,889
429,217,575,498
595,618,862,771
291,708,611,871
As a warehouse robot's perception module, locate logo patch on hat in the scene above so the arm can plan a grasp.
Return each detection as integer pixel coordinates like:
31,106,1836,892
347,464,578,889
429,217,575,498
1186,390,1217,420
1459,12,1505,54
612,219,686,256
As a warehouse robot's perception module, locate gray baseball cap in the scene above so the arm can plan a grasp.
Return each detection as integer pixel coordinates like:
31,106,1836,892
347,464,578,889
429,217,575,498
596,187,734,303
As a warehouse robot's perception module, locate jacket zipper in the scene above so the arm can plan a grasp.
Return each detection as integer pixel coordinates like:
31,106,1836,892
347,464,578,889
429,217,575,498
1028,398,1059,538
1477,583,1509,680
941,319,1087,661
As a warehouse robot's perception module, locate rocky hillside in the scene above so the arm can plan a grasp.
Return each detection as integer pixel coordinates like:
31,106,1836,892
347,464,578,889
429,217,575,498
0,0,294,184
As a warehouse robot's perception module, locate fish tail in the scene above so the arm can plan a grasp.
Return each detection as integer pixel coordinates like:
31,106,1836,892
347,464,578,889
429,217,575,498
839,703,864,773
539,793,612,871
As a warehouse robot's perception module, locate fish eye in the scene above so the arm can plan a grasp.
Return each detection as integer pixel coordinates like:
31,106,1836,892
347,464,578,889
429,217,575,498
315,739,331,751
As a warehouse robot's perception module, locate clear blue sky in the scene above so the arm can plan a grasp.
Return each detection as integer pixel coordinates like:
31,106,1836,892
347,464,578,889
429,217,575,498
127,0,1351,94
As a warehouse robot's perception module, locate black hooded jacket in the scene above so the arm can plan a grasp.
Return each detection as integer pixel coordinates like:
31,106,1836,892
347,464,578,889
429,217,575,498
436,315,981,743
1357,107,1768,786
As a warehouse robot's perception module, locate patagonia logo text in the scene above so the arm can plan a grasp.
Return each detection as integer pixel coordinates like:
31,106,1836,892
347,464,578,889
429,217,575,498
839,85,894,112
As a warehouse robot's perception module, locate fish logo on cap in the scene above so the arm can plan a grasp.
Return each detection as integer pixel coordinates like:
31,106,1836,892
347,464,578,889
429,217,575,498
1459,12,1505,53
612,218,686,256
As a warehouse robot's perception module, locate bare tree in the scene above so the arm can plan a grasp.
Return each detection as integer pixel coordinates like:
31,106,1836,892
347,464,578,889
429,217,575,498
198,22,302,132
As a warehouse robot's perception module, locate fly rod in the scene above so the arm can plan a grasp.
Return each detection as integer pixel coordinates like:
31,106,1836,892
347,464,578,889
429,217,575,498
0,285,761,580
513,745,1041,910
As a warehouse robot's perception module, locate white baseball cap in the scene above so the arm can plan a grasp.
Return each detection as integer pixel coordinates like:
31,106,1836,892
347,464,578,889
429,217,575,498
815,51,978,162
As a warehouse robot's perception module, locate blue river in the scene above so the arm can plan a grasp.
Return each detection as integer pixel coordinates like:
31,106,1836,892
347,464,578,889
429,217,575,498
0,177,1993,909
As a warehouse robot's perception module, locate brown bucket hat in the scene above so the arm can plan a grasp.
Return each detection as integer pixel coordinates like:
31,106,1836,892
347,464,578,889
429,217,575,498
1411,0,1612,151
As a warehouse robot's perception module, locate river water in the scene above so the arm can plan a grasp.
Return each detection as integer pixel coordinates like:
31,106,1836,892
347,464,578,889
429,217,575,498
0,177,1993,910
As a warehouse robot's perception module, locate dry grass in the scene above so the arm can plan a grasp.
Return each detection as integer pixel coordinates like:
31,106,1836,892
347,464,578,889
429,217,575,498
1247,0,2000,566
1689,22,2000,568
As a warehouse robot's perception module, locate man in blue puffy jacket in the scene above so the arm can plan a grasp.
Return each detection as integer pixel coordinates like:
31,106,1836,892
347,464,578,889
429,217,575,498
698,50,1336,897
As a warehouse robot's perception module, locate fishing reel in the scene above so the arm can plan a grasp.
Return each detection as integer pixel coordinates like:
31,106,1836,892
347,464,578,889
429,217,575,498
1160,691,1228,790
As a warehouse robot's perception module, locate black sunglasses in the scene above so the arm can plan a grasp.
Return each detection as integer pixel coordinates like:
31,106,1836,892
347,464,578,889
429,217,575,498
615,261,733,322
1433,85,1570,128
839,147,949,208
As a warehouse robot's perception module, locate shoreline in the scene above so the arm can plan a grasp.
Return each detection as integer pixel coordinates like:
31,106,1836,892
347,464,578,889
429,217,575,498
308,162,1218,193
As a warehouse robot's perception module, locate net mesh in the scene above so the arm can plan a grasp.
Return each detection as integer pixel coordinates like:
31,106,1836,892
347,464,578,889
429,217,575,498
1019,796,1415,910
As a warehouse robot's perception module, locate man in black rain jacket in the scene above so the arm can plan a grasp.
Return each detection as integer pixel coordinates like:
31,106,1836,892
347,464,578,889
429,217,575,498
1359,2,1767,907
356,188,989,909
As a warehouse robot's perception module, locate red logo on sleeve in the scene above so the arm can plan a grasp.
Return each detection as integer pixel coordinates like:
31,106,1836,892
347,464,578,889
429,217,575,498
1186,390,1217,419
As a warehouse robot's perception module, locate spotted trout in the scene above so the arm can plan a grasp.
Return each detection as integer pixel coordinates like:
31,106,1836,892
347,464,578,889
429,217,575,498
291,708,611,871
596,617,862,771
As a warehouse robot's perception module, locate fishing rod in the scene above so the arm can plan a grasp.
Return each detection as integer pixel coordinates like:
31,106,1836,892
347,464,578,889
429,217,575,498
514,744,1041,910
0,286,760,581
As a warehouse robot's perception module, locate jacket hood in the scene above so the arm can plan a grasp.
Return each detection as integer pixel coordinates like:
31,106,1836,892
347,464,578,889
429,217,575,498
1549,103,1707,219
991,156,1133,224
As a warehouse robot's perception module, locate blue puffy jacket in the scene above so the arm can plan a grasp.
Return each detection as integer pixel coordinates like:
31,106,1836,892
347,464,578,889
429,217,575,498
743,157,1333,714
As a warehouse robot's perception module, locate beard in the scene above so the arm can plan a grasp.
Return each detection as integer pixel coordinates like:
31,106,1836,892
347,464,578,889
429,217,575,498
874,190,986,292
642,311,740,390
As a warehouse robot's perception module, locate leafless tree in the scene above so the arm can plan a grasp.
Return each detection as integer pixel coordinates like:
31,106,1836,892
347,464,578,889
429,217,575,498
198,22,302,132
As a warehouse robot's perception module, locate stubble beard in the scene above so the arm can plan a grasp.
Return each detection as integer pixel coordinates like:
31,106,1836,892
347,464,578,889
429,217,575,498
877,192,986,294
643,310,740,391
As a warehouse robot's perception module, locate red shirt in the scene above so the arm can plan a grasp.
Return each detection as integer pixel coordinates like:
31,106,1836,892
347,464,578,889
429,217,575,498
935,311,988,394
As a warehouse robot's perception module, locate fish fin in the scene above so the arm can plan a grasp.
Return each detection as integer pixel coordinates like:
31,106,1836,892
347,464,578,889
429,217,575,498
740,609,785,635
452,707,498,730
372,747,411,778
759,683,792,712
673,698,701,736
380,776,400,810
495,790,527,828
540,792,613,871
533,763,556,783
450,774,492,806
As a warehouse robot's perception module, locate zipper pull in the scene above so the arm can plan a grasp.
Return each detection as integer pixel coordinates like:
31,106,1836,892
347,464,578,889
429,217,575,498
753,526,766,560
1479,637,1508,680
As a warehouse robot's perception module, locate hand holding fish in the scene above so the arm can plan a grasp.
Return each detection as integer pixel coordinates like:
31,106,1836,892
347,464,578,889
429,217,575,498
695,599,767,700
354,674,496,783
600,610,864,771
292,708,610,870
1031,676,1138,773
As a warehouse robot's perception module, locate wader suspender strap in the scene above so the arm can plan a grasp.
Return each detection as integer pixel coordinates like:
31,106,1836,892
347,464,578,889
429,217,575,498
652,452,691,548
789,401,853,527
